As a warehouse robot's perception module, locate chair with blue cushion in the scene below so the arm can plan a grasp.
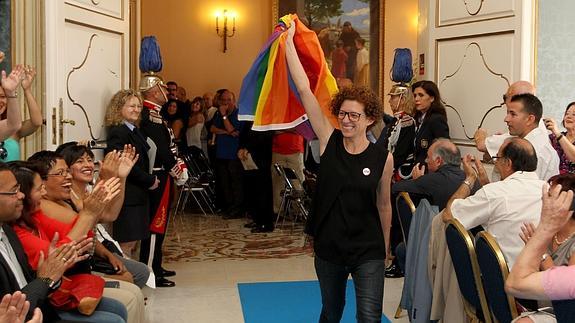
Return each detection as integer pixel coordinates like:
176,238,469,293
551,299,575,323
475,230,518,323
445,219,492,323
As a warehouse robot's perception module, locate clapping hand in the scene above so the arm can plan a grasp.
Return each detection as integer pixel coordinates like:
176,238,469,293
36,233,79,282
98,150,121,180
0,291,42,323
83,177,122,218
411,163,425,179
20,66,36,91
117,144,138,179
539,184,574,235
519,222,537,244
1,64,25,93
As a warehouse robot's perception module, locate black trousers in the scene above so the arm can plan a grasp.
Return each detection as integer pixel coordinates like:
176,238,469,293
244,165,273,226
215,158,244,213
140,171,171,275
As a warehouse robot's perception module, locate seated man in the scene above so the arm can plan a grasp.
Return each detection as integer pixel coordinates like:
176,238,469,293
392,138,477,210
475,82,558,181
0,162,101,322
443,137,545,268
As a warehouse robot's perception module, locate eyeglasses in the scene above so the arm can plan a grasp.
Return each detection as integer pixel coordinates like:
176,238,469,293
0,184,21,196
337,111,362,122
502,94,508,103
46,168,72,177
491,155,506,162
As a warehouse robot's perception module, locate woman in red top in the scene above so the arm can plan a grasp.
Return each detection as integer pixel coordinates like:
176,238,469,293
8,161,128,322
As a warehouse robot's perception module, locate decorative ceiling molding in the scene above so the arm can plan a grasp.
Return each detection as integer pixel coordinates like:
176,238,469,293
66,33,99,140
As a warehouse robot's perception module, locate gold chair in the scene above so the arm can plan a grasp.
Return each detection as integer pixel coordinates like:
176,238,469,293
445,219,492,323
475,231,519,322
393,192,416,319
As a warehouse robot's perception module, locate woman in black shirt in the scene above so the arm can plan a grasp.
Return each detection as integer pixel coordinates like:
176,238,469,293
286,21,393,323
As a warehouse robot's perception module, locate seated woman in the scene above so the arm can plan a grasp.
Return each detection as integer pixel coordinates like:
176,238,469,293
512,174,575,322
26,151,145,323
545,102,575,174
0,65,42,162
58,142,151,288
9,162,128,323
506,183,575,319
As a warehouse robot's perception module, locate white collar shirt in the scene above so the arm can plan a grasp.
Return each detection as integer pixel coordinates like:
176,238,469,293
485,121,559,181
450,171,545,269
0,227,28,288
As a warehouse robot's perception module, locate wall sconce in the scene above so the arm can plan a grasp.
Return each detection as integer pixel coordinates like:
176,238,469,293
215,9,236,53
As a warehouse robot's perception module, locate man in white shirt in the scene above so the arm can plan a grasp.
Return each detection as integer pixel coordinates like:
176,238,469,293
475,82,559,181
443,138,545,268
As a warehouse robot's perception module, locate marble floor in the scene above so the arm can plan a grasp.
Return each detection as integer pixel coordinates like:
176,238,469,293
145,212,409,323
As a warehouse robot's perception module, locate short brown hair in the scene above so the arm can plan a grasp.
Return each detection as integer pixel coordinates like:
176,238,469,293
330,86,383,129
104,89,142,126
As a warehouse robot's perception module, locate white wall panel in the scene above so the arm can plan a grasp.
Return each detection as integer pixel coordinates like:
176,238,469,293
64,23,123,142
437,33,514,141
438,0,515,27
66,0,124,19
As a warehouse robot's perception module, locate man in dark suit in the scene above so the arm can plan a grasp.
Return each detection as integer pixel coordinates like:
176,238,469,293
393,139,476,210
138,74,188,287
0,162,79,322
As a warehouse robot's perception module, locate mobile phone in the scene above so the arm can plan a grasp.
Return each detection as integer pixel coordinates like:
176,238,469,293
104,281,120,288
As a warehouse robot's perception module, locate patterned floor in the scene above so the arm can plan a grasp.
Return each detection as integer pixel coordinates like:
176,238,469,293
163,212,313,263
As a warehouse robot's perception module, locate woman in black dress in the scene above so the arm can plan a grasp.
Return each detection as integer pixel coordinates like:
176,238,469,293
411,80,450,166
105,89,159,258
286,21,394,322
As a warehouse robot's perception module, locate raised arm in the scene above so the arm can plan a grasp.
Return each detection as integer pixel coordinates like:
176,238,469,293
0,65,24,141
285,21,333,154
506,184,574,300
17,66,42,139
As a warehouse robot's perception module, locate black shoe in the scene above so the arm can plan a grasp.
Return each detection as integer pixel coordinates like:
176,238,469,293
244,222,257,228
251,224,274,233
384,263,404,278
160,268,176,277
155,277,176,287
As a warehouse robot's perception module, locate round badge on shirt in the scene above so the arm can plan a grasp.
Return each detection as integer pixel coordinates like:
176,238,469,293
363,167,371,176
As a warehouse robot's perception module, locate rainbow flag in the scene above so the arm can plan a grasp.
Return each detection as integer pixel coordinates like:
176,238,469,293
238,14,339,139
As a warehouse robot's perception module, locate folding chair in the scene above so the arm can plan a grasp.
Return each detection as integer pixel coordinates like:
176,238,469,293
273,163,309,229
475,231,518,323
445,219,492,323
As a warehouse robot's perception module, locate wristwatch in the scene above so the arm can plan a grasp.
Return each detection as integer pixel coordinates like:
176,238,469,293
39,277,61,291
222,115,228,120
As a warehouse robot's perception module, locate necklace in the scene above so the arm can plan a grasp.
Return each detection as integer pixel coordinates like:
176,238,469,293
554,232,575,245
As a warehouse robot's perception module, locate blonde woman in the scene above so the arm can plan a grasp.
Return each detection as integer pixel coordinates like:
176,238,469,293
105,89,158,257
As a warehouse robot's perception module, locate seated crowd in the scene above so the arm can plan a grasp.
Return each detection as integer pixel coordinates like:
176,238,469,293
2,45,575,323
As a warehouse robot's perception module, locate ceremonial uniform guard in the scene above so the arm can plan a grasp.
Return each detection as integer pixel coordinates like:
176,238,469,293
137,37,188,287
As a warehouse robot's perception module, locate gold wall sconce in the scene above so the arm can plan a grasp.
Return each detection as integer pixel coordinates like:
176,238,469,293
215,9,236,53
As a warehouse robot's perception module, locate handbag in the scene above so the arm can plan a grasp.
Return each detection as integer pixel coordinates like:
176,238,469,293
90,256,119,275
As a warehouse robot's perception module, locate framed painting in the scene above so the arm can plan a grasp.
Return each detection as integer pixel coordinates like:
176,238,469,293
273,0,384,98
0,0,12,72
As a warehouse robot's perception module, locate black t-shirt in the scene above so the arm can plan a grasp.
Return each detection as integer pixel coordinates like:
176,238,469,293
309,130,387,266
